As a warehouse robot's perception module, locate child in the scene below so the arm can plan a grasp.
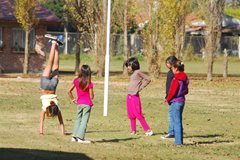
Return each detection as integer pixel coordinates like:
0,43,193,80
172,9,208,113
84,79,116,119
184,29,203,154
165,60,189,146
125,57,153,136
39,35,65,135
68,65,94,144
161,55,178,139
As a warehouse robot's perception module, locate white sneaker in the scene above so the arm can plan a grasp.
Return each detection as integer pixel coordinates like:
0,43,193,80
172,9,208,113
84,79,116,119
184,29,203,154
77,138,91,144
145,130,153,136
45,34,57,40
71,137,78,142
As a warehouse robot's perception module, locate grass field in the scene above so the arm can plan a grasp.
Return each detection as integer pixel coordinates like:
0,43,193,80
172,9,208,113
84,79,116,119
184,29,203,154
0,56,240,160
59,54,240,76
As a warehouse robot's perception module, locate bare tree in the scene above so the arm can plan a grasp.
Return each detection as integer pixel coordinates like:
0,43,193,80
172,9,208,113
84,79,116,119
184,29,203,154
198,0,225,81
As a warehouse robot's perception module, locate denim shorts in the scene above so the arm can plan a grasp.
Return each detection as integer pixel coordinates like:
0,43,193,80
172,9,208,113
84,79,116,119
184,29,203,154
40,76,59,91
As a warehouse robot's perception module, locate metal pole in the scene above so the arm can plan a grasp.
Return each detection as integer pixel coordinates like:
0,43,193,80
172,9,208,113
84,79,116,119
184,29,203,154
103,0,111,116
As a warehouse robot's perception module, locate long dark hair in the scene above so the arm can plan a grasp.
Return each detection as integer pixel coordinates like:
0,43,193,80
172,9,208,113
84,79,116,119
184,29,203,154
78,65,91,90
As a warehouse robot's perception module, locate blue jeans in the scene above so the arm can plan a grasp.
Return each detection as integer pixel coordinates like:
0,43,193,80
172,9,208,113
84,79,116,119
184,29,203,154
168,104,174,135
73,105,91,139
171,102,184,145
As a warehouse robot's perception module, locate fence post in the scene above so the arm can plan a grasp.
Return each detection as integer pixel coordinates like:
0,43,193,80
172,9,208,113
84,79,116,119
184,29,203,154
223,48,228,78
64,31,68,54
238,36,240,59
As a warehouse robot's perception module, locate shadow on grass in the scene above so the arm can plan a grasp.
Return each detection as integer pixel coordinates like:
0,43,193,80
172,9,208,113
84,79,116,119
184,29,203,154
185,134,223,138
0,148,93,160
87,130,122,133
185,140,234,146
95,137,140,143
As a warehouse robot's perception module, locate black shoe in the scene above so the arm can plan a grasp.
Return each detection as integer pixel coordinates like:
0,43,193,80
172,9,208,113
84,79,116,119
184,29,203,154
161,134,174,139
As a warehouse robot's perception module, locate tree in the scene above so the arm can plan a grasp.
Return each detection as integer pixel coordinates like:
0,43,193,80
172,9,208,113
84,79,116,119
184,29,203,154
123,0,129,75
65,0,95,75
39,0,64,20
197,0,225,81
93,0,107,77
14,0,39,74
143,0,161,78
157,0,190,57
140,0,190,78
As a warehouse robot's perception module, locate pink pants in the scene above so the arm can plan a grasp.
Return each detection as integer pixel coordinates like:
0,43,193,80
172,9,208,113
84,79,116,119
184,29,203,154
126,94,150,132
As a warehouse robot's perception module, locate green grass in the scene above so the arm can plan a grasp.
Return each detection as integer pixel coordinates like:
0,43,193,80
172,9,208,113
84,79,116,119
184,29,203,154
225,7,240,19
59,54,240,76
0,73,240,159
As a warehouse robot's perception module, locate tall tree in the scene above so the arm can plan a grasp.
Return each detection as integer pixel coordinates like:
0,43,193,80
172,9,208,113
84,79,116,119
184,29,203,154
157,0,190,57
65,0,94,75
143,0,161,78
14,0,39,74
198,0,225,81
123,0,129,75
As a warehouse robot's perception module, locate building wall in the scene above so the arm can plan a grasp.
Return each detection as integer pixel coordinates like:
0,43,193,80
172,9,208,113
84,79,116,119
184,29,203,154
0,24,47,73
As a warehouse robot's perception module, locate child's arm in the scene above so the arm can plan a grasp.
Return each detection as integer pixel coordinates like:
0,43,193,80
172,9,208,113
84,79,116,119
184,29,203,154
166,79,179,102
138,71,151,91
68,84,76,104
89,88,94,99
89,82,94,99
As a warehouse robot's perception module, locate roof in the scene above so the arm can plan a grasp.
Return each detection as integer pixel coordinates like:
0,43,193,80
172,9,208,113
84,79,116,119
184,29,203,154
0,0,61,26
185,12,240,35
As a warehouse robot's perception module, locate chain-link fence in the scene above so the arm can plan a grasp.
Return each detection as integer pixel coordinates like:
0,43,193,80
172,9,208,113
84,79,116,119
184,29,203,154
185,35,240,56
47,31,240,57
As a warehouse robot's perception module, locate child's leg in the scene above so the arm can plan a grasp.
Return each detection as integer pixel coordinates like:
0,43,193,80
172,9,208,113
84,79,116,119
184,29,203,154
126,95,137,133
172,102,184,145
51,43,59,79
168,104,174,135
39,110,45,134
78,106,91,139
130,118,136,133
132,96,150,131
42,43,57,77
57,111,65,135
73,105,84,137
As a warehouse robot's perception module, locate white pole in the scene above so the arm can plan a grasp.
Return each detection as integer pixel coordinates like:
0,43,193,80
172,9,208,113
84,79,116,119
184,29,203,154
103,0,111,116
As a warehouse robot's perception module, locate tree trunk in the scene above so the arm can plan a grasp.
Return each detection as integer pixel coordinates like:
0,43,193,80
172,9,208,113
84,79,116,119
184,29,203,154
175,16,186,58
96,0,107,77
75,31,81,76
146,3,161,78
123,0,129,75
205,0,225,81
23,30,30,74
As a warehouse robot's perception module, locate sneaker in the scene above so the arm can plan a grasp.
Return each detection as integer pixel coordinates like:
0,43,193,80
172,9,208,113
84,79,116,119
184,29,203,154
71,137,78,142
161,134,174,139
45,34,63,46
145,130,153,136
77,138,91,144
130,131,137,135
45,34,57,40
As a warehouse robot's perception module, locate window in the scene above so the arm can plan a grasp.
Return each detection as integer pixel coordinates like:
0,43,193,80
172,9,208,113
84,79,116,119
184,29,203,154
0,27,2,48
12,28,35,52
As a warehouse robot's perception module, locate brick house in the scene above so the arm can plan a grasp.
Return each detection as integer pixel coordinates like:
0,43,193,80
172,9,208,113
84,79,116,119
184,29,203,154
0,0,61,73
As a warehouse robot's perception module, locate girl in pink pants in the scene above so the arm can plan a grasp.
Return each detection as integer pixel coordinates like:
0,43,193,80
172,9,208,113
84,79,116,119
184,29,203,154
125,57,153,136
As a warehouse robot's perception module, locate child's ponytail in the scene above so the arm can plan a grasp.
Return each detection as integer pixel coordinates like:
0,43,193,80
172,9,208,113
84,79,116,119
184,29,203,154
173,60,184,72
